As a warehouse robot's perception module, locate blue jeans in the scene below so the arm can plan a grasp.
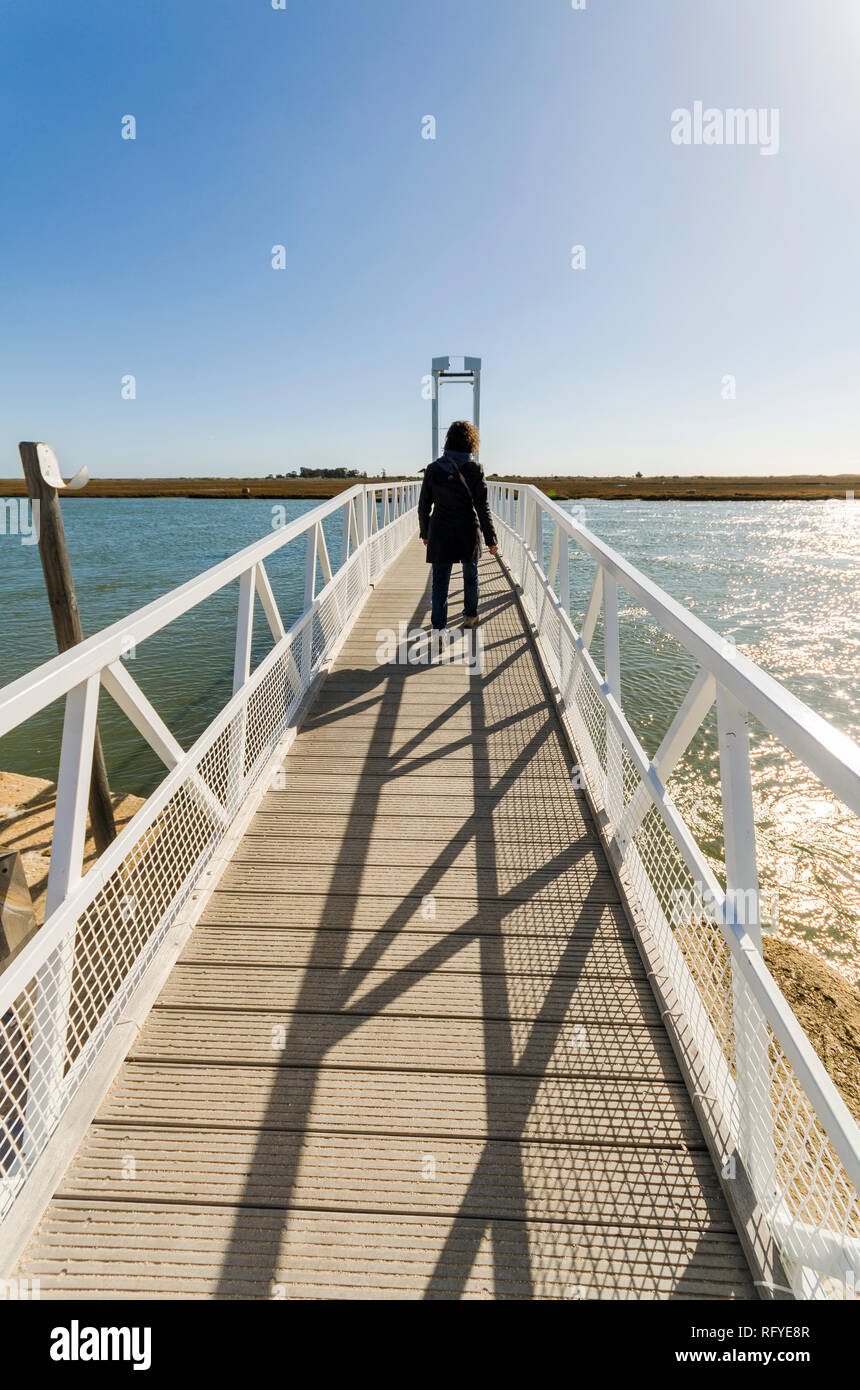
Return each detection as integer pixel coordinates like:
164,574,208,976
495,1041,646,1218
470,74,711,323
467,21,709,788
431,561,479,628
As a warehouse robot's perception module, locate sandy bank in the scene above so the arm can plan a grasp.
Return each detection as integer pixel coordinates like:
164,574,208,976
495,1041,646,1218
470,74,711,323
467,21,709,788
0,771,144,927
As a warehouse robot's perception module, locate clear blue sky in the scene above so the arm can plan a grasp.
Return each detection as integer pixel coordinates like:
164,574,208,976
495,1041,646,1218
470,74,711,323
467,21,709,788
1,0,858,478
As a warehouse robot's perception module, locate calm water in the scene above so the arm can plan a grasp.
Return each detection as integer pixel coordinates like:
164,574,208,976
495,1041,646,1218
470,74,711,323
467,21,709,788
0,497,334,795
1,496,858,979
556,498,860,982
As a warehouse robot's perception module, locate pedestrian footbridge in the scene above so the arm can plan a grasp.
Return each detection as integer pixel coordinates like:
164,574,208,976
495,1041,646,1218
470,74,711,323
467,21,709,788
1,482,858,1299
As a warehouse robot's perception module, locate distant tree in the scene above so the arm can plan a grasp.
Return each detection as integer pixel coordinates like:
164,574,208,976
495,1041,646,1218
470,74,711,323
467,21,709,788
635,471,643,478
299,467,361,479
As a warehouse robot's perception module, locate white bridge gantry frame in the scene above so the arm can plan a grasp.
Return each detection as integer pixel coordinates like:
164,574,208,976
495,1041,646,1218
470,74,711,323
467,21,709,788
430,355,481,460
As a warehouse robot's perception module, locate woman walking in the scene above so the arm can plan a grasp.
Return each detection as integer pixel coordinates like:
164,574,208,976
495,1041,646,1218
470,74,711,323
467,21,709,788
418,421,498,630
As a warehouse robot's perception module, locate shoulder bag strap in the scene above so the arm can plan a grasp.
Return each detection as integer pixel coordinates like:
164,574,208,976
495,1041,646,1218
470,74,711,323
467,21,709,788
444,454,477,511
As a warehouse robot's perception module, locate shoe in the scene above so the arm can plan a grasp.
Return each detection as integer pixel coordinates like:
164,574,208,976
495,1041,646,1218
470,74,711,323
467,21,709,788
461,616,480,629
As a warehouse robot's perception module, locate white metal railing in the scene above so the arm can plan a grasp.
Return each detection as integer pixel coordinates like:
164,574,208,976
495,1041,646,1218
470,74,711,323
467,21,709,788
488,481,860,1301
0,480,419,1228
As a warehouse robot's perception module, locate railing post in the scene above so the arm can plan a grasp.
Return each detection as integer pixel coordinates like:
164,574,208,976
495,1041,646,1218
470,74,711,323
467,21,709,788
368,489,379,579
558,529,570,615
717,683,778,1206
304,522,318,608
24,673,101,1156
233,566,256,695
302,524,319,684
346,496,360,563
603,573,623,828
341,496,351,566
357,487,367,544
357,486,369,587
531,495,542,564
228,565,256,809
557,527,570,686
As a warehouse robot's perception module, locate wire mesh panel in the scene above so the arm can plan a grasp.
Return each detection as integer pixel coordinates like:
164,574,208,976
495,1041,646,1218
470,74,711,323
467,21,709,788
489,483,860,1300
0,486,419,1228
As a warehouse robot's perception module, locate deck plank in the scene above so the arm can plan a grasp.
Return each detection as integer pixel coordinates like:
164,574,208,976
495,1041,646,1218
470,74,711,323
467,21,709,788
130,1011,677,1079
19,1204,752,1299
180,925,647,977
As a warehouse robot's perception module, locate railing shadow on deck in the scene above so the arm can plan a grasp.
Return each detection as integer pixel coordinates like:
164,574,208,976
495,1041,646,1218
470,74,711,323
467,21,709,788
210,559,740,1299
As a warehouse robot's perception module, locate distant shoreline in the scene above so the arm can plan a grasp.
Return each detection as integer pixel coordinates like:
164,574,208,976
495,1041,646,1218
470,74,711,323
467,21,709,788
1,474,858,503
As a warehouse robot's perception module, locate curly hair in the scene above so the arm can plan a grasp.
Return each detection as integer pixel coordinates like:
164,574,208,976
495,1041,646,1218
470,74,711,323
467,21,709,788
444,420,480,455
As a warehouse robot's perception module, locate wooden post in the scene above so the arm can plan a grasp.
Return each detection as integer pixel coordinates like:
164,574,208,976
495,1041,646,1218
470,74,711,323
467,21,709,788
0,851,37,965
19,442,117,853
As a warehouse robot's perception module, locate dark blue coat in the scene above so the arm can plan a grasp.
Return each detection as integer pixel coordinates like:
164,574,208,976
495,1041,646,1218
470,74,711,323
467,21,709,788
418,453,497,565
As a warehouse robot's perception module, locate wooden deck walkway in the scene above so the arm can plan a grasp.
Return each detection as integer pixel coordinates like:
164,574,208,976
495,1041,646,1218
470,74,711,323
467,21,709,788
13,540,755,1298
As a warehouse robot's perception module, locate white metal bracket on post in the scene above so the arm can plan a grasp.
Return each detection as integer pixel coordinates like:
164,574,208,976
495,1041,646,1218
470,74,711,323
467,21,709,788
34,441,89,492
